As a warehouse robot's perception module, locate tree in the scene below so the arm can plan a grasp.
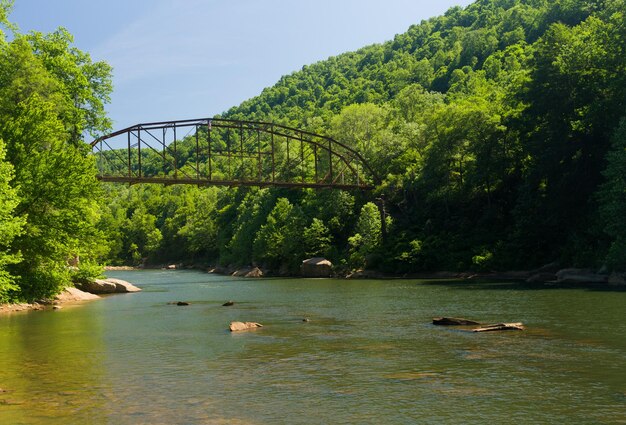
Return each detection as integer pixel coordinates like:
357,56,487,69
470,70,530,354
125,207,162,264
253,197,305,271
0,138,23,303
0,95,104,299
302,218,332,258
175,187,220,260
348,202,383,268
26,28,112,141
597,118,626,270
0,23,111,300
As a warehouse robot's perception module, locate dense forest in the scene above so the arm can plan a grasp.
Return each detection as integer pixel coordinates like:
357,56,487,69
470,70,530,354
1,0,625,302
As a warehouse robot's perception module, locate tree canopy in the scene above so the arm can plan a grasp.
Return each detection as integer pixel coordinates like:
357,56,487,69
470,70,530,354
0,3,112,301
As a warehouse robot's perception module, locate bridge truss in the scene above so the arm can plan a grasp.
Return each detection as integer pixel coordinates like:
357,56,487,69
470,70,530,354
91,118,377,190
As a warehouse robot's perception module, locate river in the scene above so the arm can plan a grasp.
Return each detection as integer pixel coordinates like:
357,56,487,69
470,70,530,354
0,270,625,424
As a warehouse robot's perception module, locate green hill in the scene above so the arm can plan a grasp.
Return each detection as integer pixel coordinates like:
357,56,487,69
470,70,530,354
100,0,626,273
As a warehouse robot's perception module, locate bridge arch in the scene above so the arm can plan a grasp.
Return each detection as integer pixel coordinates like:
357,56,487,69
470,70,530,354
91,118,378,190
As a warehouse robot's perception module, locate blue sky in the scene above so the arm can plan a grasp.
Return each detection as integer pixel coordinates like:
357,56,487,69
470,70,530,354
9,0,474,134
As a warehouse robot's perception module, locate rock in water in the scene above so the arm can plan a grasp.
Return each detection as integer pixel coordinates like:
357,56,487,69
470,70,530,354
301,258,333,277
176,301,190,306
472,322,525,332
432,317,481,326
229,321,263,332
77,278,141,294
245,267,263,278
55,287,100,302
104,278,142,293
222,301,235,306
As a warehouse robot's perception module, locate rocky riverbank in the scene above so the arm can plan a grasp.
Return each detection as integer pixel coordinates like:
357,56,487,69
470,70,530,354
0,278,141,315
206,259,626,288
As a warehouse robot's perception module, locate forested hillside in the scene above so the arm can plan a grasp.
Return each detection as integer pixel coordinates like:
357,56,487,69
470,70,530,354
3,0,625,301
97,0,626,274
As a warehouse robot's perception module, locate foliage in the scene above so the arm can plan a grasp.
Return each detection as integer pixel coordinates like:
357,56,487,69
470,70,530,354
597,119,626,270
97,0,626,272
0,13,112,301
348,202,382,268
0,138,23,303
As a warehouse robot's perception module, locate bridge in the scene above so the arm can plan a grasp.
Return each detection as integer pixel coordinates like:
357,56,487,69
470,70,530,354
91,118,377,190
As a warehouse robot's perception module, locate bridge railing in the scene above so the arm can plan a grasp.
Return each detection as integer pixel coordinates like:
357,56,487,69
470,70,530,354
91,118,377,190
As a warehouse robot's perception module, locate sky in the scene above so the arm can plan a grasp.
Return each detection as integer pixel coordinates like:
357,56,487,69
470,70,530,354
9,0,474,134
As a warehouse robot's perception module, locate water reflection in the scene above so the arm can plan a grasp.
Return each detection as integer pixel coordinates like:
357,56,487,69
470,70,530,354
0,305,107,424
0,271,625,424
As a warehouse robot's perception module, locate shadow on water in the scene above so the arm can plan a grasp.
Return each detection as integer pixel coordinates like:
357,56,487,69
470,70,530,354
418,279,626,292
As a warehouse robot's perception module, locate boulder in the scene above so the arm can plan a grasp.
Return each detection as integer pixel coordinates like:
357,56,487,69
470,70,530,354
433,317,481,326
231,267,264,278
301,258,333,278
555,268,607,284
232,267,251,277
229,321,263,332
209,266,234,275
245,267,263,278
77,278,141,294
55,287,100,302
77,279,117,294
346,269,384,279
105,278,142,293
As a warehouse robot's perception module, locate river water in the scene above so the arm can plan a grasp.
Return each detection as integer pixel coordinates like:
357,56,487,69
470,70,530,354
0,270,625,424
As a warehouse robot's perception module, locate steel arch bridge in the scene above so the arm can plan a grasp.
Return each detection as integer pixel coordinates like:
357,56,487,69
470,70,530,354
91,118,378,190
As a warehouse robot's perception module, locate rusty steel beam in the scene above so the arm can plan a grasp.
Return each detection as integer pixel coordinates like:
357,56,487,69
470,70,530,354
91,117,378,191
97,176,374,190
